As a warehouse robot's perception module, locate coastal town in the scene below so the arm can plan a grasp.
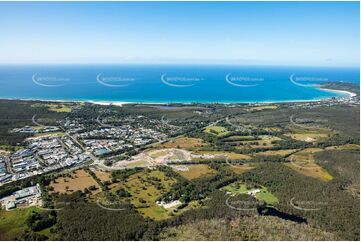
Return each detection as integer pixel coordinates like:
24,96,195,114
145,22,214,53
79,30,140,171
0,86,359,241
0,90,359,188
0,112,181,187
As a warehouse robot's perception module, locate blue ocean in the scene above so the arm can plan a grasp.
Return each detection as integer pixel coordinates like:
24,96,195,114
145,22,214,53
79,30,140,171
0,65,359,103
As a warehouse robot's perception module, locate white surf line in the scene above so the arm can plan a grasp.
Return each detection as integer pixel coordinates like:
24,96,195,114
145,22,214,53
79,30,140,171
318,87,357,98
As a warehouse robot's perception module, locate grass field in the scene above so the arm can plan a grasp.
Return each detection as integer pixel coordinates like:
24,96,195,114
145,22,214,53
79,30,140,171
125,159,152,168
285,127,333,142
223,135,255,141
31,103,73,113
0,149,10,156
111,169,177,220
286,148,333,182
204,125,229,136
149,150,169,159
34,131,65,137
158,137,207,149
0,207,38,240
226,163,256,174
192,151,251,161
325,144,360,151
50,169,101,194
234,135,281,149
247,105,278,111
93,169,112,183
221,182,278,205
255,149,298,157
174,164,217,180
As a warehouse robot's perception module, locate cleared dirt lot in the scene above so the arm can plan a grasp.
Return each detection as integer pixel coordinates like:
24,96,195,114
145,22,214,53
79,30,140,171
50,169,101,194
158,137,207,149
93,169,112,183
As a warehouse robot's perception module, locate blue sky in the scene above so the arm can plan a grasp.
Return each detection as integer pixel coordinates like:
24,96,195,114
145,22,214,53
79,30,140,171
0,1,359,66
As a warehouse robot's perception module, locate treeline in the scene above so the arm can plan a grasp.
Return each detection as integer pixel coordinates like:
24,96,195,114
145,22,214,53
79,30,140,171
0,100,67,146
239,162,360,240
55,192,148,240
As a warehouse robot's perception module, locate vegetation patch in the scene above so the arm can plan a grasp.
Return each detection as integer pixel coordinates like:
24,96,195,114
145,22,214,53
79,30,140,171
93,169,112,183
226,163,256,174
111,169,177,220
286,148,333,181
31,103,73,113
235,135,281,149
221,182,278,205
159,217,335,241
49,169,101,195
325,144,360,151
255,149,298,157
0,207,54,240
174,164,217,180
34,131,65,137
192,151,251,161
285,127,333,142
204,125,229,136
247,105,278,111
158,137,207,150
0,207,38,240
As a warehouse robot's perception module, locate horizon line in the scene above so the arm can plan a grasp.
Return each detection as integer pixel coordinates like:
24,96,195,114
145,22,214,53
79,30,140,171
0,62,359,69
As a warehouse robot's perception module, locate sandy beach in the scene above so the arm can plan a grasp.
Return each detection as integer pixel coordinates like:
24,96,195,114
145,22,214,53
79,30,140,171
318,88,357,98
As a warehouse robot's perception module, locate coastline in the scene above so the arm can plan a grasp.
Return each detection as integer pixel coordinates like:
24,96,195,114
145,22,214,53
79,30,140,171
0,86,357,107
317,87,357,98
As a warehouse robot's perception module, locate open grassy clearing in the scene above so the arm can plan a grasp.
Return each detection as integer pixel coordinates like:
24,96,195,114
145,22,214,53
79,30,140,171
149,150,169,159
93,169,112,183
223,135,256,141
233,135,281,149
247,105,278,111
31,103,73,113
49,169,101,195
285,127,334,142
255,149,298,157
286,148,333,182
124,159,152,168
0,149,10,156
33,131,65,137
204,125,229,136
191,151,251,161
113,148,192,169
158,137,207,150
221,182,278,205
173,164,217,180
325,144,360,151
225,163,256,174
110,169,177,220
0,207,39,240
